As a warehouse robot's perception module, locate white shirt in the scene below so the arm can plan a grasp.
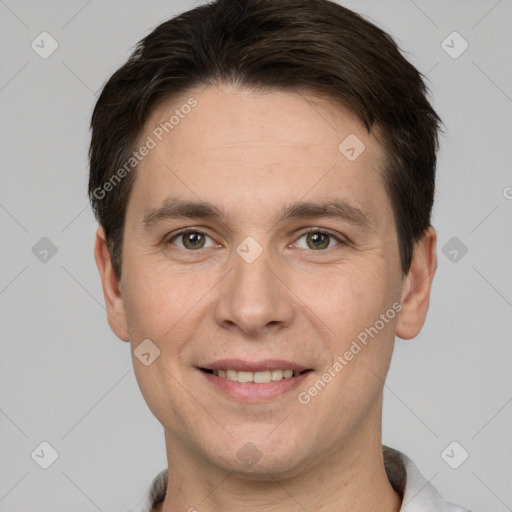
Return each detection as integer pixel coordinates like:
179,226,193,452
127,446,471,512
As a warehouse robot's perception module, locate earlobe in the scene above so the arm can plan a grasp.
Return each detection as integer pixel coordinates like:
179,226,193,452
94,226,130,342
395,227,437,340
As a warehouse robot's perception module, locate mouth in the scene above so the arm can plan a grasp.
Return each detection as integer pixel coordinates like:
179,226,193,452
200,368,311,383
197,359,313,402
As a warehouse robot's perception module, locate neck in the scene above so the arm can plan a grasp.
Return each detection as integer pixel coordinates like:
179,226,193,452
160,404,401,512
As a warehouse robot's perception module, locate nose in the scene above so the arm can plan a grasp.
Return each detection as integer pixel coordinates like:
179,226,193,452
214,245,295,336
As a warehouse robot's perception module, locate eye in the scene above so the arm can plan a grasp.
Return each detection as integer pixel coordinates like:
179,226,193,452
167,229,217,250
292,229,343,251
166,228,345,252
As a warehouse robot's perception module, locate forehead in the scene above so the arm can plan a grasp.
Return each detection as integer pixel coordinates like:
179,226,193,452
145,84,380,158
130,84,388,223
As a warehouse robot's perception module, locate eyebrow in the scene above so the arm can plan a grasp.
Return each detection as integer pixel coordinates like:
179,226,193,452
142,196,372,230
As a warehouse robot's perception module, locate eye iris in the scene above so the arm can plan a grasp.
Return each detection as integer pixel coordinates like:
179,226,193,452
177,232,332,250
307,232,329,250
183,232,205,249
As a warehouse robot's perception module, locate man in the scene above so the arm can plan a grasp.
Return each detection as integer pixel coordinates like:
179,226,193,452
89,0,471,510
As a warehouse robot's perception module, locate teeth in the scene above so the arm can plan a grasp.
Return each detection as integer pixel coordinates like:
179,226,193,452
253,370,271,383
271,369,283,381
212,369,301,383
237,370,253,383
226,369,237,381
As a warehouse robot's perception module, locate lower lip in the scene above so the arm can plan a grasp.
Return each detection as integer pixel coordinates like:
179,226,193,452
200,370,312,402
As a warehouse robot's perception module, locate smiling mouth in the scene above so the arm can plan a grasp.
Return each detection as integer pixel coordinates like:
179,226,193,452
200,368,312,383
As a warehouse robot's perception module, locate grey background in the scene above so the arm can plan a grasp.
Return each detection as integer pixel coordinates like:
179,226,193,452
1,0,511,510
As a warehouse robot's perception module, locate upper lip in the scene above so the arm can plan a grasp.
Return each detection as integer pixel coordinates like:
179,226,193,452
200,359,311,372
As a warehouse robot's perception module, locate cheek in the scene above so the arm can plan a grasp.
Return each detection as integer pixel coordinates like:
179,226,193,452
122,265,203,425
295,260,395,343
121,258,217,352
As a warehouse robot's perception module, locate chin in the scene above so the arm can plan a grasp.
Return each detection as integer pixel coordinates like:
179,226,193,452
205,434,314,480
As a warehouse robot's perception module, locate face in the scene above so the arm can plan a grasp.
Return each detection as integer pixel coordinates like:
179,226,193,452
95,83,436,478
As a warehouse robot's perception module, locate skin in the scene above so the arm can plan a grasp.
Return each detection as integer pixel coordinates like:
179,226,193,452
95,83,437,512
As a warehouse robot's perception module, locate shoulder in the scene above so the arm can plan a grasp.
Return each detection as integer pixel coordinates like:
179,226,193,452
383,446,474,512
126,468,167,512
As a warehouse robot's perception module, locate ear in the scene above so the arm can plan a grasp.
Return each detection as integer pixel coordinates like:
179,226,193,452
396,226,437,340
94,226,129,342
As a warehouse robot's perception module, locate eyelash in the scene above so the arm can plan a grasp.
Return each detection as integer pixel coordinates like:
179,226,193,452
165,228,346,252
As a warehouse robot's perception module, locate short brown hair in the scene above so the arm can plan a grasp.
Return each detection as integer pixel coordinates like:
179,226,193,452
89,0,442,278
